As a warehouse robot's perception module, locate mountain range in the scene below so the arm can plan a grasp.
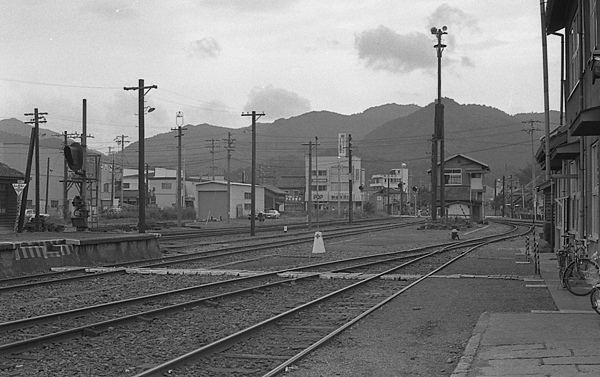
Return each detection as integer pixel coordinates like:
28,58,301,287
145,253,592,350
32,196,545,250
0,99,560,188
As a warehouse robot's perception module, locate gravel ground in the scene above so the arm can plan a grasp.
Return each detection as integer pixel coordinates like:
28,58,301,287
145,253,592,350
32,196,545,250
283,232,556,377
0,221,547,376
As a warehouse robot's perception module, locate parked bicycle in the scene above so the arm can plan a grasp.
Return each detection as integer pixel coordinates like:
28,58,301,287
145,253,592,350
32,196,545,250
557,235,598,296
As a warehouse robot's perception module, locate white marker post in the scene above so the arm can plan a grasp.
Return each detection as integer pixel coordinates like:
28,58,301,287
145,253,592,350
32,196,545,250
312,231,325,254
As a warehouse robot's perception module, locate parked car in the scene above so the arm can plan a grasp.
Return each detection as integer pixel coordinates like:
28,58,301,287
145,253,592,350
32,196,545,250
247,211,266,220
25,209,50,222
264,209,281,219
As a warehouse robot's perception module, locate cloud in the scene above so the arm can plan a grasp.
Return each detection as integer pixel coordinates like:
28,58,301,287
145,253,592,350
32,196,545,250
355,26,434,73
461,56,475,67
243,85,311,120
199,0,297,12
189,37,221,59
427,3,478,32
83,0,142,19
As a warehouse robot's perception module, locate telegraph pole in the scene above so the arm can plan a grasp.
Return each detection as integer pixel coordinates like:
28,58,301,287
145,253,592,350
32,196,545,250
301,140,313,229
109,146,115,209
24,108,47,231
45,157,50,214
115,135,130,209
348,134,353,224
522,120,542,219
224,132,235,224
315,136,320,228
172,112,186,227
242,111,264,236
124,79,157,233
207,138,218,180
81,99,88,227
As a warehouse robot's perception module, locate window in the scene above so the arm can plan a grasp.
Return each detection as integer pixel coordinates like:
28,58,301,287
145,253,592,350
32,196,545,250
103,183,110,192
161,183,172,190
0,184,7,214
591,0,599,50
51,200,59,208
568,14,581,93
244,203,251,210
123,183,130,189
444,169,462,185
244,192,251,200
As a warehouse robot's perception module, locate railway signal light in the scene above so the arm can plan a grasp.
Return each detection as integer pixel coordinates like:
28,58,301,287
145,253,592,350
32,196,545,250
64,142,84,174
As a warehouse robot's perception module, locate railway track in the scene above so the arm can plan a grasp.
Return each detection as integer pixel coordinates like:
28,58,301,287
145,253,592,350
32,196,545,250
0,219,416,293
0,222,529,376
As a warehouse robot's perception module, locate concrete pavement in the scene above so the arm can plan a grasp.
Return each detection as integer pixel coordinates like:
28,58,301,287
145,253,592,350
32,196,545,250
451,252,600,377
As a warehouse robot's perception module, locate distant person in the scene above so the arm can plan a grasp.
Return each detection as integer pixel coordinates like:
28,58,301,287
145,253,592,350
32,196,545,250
451,228,460,240
258,212,264,222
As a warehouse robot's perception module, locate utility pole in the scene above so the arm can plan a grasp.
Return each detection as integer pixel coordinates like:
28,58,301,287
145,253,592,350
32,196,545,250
81,99,88,228
173,112,186,227
242,111,264,236
124,79,157,233
431,133,438,220
145,163,149,208
509,175,514,218
348,134,353,225
109,146,115,208
522,120,542,219
315,136,320,229
24,108,47,231
224,132,235,224
301,141,313,229
115,135,130,209
207,138,218,180
45,157,50,214
17,129,36,233
387,174,391,215
502,175,506,217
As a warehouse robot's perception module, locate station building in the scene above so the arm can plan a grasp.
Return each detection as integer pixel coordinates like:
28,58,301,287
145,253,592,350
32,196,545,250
541,1,600,252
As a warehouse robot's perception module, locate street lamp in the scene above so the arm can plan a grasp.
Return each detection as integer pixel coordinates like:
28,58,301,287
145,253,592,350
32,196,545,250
431,25,447,222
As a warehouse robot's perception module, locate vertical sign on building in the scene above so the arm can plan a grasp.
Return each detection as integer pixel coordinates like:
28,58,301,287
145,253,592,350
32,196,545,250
338,133,347,157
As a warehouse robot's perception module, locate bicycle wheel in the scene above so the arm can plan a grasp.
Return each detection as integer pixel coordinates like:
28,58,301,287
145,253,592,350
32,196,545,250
590,288,600,315
563,259,598,296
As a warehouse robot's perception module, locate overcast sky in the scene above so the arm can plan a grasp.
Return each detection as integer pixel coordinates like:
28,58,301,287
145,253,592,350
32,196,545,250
0,1,561,153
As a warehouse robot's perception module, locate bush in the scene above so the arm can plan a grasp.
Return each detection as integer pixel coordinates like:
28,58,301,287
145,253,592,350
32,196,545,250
363,202,376,215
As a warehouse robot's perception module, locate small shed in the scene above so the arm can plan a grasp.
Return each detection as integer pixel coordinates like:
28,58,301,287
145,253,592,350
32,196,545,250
195,181,265,221
0,163,25,233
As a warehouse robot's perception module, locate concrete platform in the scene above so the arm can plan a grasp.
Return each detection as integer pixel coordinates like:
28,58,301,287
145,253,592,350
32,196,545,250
452,252,600,377
0,231,162,279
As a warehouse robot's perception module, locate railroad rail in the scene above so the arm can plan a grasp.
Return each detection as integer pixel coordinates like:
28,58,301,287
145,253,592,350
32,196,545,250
0,222,530,376
0,219,417,293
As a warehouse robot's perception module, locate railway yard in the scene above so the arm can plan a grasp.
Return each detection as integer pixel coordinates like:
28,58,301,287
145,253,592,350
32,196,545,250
0,219,558,376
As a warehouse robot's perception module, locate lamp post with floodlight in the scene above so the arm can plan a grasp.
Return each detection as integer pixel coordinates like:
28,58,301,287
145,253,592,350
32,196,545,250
431,25,447,221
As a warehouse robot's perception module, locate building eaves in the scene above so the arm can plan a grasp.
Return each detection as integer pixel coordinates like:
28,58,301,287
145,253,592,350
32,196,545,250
0,163,25,179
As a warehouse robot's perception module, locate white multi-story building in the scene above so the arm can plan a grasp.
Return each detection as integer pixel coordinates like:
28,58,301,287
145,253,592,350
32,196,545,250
370,164,409,193
305,155,364,213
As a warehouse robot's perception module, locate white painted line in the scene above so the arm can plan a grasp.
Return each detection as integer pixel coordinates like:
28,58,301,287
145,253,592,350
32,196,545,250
464,225,489,235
